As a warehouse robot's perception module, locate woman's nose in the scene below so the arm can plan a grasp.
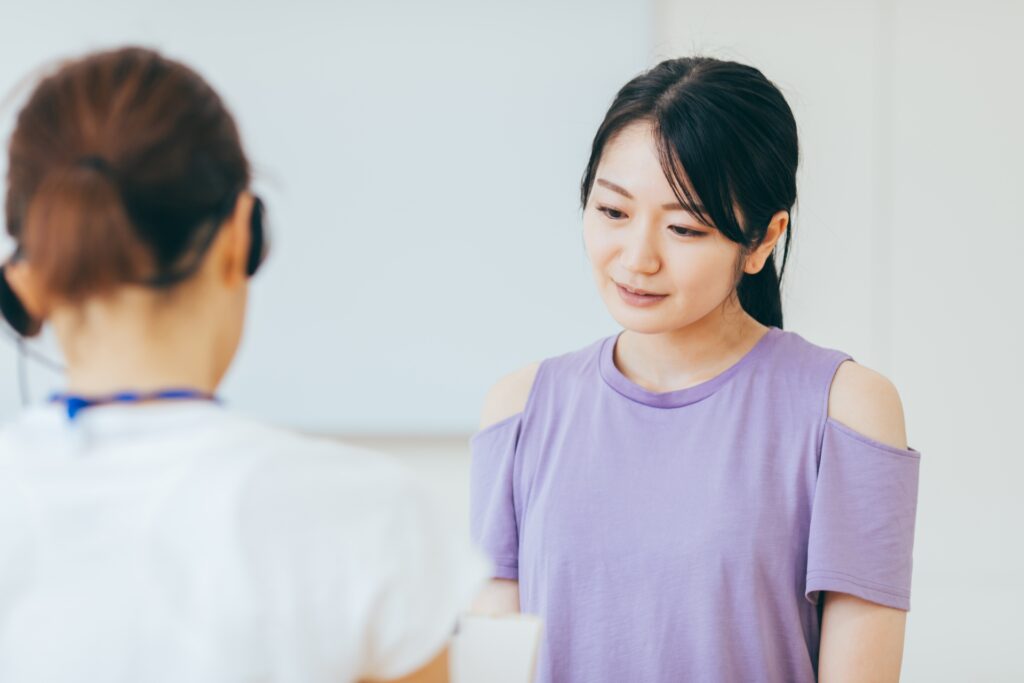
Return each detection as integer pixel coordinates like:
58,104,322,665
618,224,660,275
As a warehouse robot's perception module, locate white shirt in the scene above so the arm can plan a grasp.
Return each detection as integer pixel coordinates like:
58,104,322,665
0,402,490,682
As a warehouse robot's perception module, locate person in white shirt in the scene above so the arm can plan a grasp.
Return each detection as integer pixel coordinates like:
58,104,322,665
0,46,489,683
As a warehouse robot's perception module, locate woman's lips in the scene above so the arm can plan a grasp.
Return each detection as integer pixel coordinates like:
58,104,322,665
615,282,668,307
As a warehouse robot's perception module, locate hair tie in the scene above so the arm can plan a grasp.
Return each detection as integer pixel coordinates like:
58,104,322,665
75,155,116,176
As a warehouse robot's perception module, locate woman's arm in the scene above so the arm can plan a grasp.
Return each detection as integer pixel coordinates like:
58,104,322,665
468,362,539,616
818,360,910,682
818,593,907,683
470,578,521,615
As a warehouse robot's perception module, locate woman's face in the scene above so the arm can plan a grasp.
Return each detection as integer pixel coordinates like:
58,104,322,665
582,121,744,335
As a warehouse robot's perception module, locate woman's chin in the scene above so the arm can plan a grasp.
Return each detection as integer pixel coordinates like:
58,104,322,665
606,304,683,336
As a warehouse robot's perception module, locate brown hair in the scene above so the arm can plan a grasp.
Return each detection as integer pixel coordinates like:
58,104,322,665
5,46,250,302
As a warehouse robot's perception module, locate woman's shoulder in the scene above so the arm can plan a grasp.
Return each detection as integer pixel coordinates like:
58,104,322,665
478,336,610,431
773,328,908,451
194,411,415,508
827,360,908,451
479,362,542,431
226,419,449,563
758,327,857,394
768,326,851,366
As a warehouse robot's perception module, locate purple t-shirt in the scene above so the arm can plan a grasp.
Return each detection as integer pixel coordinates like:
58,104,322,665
470,327,921,682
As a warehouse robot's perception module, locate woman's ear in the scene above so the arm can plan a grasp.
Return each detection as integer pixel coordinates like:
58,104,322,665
213,192,254,288
743,210,789,275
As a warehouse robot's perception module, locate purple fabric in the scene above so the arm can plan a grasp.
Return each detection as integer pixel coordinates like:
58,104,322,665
470,327,921,683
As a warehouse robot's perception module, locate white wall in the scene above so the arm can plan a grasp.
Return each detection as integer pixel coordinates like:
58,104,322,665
654,0,1024,680
0,0,653,433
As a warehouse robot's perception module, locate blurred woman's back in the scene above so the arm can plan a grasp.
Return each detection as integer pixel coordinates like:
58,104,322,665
0,47,486,682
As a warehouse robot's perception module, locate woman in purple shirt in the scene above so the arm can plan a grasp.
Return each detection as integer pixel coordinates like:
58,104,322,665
469,57,921,682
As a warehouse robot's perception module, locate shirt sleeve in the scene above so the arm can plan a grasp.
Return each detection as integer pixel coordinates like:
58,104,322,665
805,417,922,611
469,414,522,580
240,437,492,682
361,469,493,681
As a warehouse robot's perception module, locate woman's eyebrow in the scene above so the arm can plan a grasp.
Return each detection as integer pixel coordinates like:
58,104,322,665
662,200,706,213
596,178,633,199
596,178,705,214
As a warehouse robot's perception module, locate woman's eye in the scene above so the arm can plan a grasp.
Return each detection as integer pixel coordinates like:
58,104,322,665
597,206,626,220
669,225,705,237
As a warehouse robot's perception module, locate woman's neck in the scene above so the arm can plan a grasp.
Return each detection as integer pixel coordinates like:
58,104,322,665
615,306,768,394
63,352,219,397
50,296,222,397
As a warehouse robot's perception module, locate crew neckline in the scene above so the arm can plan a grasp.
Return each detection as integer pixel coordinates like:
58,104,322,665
598,326,782,409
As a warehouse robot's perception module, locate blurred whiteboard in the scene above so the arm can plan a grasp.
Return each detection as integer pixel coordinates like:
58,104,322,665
0,0,653,433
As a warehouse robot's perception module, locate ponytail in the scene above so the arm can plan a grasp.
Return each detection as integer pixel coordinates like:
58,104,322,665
737,251,783,329
21,160,145,302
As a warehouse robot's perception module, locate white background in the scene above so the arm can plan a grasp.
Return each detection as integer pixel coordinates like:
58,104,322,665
0,0,651,433
1,0,1022,680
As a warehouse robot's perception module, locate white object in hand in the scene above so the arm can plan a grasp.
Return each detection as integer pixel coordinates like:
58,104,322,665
450,614,543,683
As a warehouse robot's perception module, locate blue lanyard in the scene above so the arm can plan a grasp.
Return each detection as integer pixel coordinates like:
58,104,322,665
49,389,220,421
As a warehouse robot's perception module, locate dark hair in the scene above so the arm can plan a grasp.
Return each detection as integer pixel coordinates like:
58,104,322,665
5,46,250,302
580,57,798,329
